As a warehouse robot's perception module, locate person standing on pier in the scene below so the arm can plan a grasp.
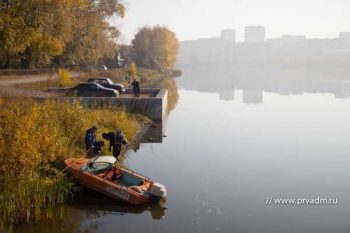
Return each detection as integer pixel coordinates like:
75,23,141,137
131,78,140,97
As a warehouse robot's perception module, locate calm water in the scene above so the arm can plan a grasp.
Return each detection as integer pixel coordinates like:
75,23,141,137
16,66,350,233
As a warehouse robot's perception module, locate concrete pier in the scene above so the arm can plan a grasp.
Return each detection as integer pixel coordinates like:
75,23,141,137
36,88,168,120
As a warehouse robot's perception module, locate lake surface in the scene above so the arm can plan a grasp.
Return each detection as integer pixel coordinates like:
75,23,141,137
15,65,350,233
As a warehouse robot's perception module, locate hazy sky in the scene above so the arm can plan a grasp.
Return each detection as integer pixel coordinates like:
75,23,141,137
114,0,350,43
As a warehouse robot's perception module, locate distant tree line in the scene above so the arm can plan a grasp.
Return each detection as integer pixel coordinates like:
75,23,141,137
0,0,125,69
107,26,180,71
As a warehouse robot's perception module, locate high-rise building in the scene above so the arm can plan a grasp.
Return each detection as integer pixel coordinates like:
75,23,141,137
221,29,236,43
244,26,265,43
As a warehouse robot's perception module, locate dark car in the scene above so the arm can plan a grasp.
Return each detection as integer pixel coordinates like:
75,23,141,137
69,83,119,97
87,77,125,94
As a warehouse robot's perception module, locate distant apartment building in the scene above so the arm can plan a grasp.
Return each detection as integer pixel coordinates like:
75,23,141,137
281,35,306,42
244,26,265,43
221,29,236,43
178,37,229,63
179,26,350,65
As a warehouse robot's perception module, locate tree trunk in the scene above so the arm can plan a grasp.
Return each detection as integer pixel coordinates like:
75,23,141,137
21,48,31,69
2,56,12,69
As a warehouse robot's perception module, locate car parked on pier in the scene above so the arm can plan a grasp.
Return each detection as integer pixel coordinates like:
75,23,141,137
87,77,125,94
69,83,119,97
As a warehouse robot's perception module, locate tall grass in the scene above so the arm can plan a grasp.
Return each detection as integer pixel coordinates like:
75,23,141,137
57,69,73,87
0,98,141,230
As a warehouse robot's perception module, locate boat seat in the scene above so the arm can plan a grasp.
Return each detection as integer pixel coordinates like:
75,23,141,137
119,172,143,187
96,166,123,181
111,167,123,181
81,162,113,174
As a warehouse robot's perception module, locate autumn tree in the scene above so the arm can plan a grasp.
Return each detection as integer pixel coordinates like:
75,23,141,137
0,0,125,68
129,62,137,78
0,0,74,68
131,26,179,70
0,1,34,68
56,0,125,67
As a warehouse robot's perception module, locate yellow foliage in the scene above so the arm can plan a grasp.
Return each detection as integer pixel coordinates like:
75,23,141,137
57,69,73,87
129,62,138,78
0,98,141,229
0,0,125,68
132,26,179,70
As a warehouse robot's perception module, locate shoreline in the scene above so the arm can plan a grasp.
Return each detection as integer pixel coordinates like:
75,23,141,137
0,68,179,229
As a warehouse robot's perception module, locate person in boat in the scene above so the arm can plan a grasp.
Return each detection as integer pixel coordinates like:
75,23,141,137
102,128,128,162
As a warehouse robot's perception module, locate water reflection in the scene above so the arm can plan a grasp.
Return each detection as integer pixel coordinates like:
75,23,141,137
177,64,350,103
12,48,350,233
140,122,164,144
69,190,166,220
123,122,164,157
14,206,92,233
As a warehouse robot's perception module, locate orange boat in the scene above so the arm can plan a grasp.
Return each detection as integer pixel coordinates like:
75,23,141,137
64,156,167,205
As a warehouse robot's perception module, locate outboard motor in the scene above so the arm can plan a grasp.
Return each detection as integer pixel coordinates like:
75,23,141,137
149,182,167,198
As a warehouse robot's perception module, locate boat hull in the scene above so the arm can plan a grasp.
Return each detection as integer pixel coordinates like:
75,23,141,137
65,158,163,205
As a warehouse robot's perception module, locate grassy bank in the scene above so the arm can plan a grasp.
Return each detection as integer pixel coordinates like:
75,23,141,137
0,66,180,231
0,98,143,230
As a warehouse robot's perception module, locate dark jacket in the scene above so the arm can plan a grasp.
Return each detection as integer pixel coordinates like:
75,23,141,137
116,131,128,145
104,132,116,151
131,80,140,90
85,128,97,149
103,131,127,156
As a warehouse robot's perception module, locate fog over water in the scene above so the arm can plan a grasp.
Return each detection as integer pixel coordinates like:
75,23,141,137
178,24,350,101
